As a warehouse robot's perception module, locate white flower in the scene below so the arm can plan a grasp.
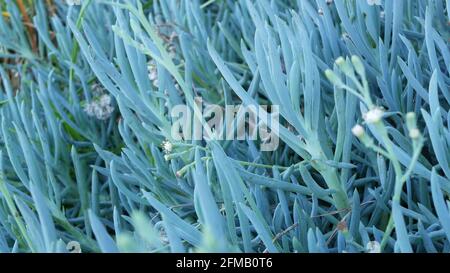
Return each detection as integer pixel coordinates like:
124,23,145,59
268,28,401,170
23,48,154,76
97,105,114,120
352,124,365,138
363,108,384,124
92,83,105,96
66,0,81,6
98,94,111,106
162,140,173,154
367,0,381,6
366,241,381,253
84,94,114,121
83,103,96,117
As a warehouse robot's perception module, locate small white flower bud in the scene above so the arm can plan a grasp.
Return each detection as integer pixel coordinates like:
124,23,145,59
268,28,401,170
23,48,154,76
335,56,355,75
363,108,384,124
351,55,365,77
406,112,416,120
352,124,365,138
409,128,420,139
366,241,381,253
335,57,345,66
325,69,344,87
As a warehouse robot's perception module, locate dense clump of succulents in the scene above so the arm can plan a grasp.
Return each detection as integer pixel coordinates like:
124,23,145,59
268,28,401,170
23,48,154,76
0,0,449,253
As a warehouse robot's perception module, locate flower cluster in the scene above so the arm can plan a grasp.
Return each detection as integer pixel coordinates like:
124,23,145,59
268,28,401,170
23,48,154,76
161,140,173,154
83,87,114,120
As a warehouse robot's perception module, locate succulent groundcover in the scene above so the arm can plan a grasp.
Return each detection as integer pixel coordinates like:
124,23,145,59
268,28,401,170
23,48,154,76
0,0,449,253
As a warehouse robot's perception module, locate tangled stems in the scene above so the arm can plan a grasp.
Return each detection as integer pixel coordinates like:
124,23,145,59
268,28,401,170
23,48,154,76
378,117,424,251
372,116,424,252
326,56,424,252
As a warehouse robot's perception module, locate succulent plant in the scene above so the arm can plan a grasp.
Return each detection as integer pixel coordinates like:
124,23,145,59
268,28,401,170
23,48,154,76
0,0,449,253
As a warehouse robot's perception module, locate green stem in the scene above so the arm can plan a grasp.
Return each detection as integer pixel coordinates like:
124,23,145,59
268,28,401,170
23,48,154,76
380,215,394,250
320,168,350,213
69,0,93,82
376,125,423,252
400,139,424,183
308,137,350,213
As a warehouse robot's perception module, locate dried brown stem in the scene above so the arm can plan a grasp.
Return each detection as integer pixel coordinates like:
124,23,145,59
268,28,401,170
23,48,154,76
15,0,38,53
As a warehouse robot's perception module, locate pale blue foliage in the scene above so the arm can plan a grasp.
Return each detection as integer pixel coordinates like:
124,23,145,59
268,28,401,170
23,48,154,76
0,0,449,253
